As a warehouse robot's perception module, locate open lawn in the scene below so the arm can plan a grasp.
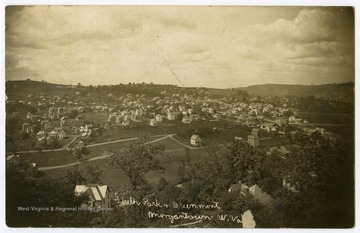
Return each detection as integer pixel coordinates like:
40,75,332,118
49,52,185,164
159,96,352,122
42,137,221,191
17,139,142,167
90,119,243,144
90,125,168,144
66,112,109,127
43,159,132,190
26,124,282,192
174,124,252,147
20,150,78,167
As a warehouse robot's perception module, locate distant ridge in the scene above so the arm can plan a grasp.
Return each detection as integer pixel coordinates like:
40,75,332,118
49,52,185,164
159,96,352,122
238,83,354,103
5,80,78,99
6,80,354,103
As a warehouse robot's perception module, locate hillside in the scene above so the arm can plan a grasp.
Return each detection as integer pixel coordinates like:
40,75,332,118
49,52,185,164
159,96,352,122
239,83,354,103
6,80,79,99
5,80,354,104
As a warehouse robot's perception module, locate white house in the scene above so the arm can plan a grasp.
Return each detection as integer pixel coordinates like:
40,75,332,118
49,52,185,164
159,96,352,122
6,154,20,167
182,116,192,124
74,184,111,209
167,112,181,120
57,129,66,140
190,134,201,146
155,114,162,122
36,131,47,140
229,182,272,205
149,118,159,127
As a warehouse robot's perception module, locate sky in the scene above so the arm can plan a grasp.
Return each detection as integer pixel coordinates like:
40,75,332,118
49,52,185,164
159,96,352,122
5,6,355,88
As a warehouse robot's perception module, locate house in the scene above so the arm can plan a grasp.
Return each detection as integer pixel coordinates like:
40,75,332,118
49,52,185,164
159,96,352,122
41,120,51,130
36,131,47,140
58,107,65,115
108,113,117,122
247,128,259,147
283,176,299,193
182,116,192,124
190,134,201,146
48,131,58,141
57,129,66,140
229,182,272,205
123,114,131,122
288,115,296,122
26,112,33,120
122,120,131,126
37,137,47,148
238,113,248,121
102,122,110,130
248,184,272,205
167,112,181,120
22,123,31,131
74,184,111,209
149,118,159,127
85,124,94,130
73,141,86,156
6,154,20,167
82,130,92,139
260,125,270,132
60,117,66,127
314,128,325,136
25,163,38,178
155,114,162,122
49,107,57,117
289,115,302,124
228,181,249,195
213,114,221,120
22,124,34,135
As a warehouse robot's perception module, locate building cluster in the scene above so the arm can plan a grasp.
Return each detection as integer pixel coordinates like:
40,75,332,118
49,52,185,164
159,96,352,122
7,85,331,153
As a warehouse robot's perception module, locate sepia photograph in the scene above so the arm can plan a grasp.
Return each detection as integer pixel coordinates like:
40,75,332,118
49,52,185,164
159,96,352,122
4,4,355,228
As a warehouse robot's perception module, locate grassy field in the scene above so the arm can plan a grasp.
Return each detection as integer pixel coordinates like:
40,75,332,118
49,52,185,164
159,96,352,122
6,80,79,100
21,120,283,192
17,139,140,167
20,150,78,167
90,119,244,144
42,137,217,191
66,112,109,127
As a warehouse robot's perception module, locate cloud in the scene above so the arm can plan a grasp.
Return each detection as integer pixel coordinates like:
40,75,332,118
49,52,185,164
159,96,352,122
229,7,354,82
249,8,351,44
6,6,143,49
5,6,354,88
157,17,197,30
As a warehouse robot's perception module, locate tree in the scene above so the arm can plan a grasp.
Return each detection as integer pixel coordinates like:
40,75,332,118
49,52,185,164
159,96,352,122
6,169,90,227
108,134,165,187
283,110,294,118
270,133,354,227
225,140,265,184
20,131,30,140
63,165,86,186
85,165,102,183
157,177,169,192
69,109,79,119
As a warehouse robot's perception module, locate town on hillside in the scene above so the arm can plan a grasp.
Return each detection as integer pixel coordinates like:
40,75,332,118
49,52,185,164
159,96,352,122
5,5,355,229
5,80,354,228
